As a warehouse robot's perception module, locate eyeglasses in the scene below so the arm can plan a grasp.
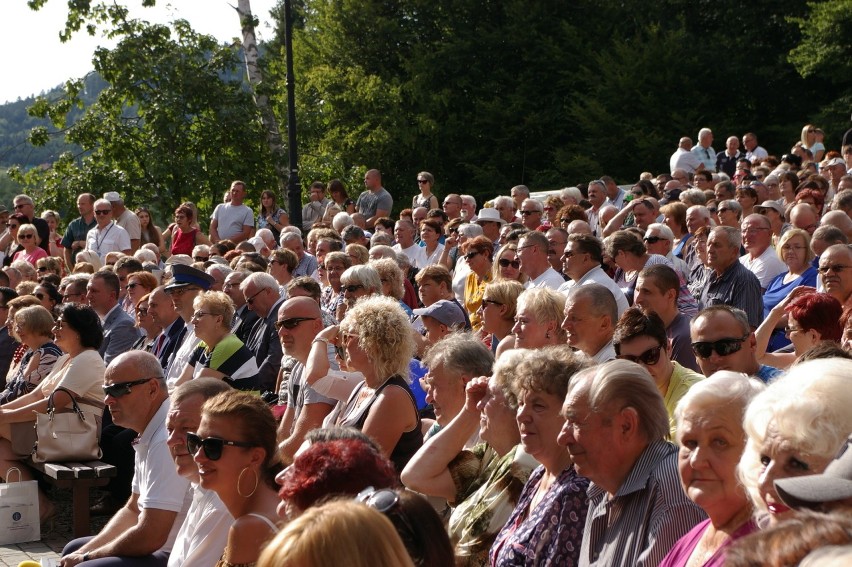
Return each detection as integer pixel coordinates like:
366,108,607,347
498,258,520,269
707,207,717,214
194,256,209,262
560,218,571,223
643,236,667,244
275,317,317,330
519,210,539,216
416,179,429,184
94,210,111,216
245,288,265,305
690,335,749,359
818,265,851,275
481,299,502,307
126,282,142,290
190,311,217,321
543,206,554,212
342,284,364,293
463,250,481,261
784,325,803,336
186,432,255,461
37,266,48,272
356,486,400,513
18,234,34,239
136,307,148,316
617,345,663,365
103,377,155,398
717,208,729,214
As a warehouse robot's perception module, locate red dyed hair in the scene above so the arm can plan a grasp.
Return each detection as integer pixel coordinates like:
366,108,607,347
795,188,825,214
277,439,398,512
785,291,843,342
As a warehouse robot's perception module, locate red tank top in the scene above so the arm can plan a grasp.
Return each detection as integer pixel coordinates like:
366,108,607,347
170,227,198,256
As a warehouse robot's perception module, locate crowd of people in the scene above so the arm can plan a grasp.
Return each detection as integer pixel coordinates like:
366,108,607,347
0,127,851,566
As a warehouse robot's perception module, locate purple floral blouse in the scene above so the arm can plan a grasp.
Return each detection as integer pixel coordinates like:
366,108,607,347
489,464,589,566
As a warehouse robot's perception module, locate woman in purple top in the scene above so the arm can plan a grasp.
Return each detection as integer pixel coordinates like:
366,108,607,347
489,347,591,566
659,372,765,567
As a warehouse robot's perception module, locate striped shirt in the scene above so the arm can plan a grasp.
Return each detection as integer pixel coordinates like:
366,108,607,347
580,440,706,567
698,261,763,328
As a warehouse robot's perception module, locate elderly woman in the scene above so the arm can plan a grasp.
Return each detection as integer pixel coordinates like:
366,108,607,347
491,243,525,284
0,306,61,404
320,250,351,316
190,390,282,567
490,346,590,566
36,256,64,280
658,372,765,567
509,287,566,353
131,293,161,352
760,229,818,352
177,291,259,391
13,223,48,267
307,296,421,472
0,303,105,521
403,350,538,566
336,264,381,321
477,280,524,353
370,257,413,319
460,235,494,331
345,243,369,265
738,358,852,526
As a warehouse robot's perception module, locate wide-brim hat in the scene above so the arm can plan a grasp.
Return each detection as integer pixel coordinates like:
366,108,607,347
475,208,507,226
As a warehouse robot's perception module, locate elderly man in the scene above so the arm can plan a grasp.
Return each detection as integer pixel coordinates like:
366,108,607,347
715,136,743,177
276,297,336,463
811,226,848,261
393,220,421,265
643,224,689,281
754,200,790,243
613,307,704,437
62,192,97,268
210,180,253,244
698,226,763,328
714,180,736,202
105,191,141,252
475,208,505,250
740,214,786,291
600,175,625,210
510,185,530,213
241,272,286,393
280,231,317,278
222,270,258,343
562,283,618,362
789,203,819,236
88,271,142,364
492,195,516,224
586,180,608,237
819,244,852,309
826,157,849,195
519,198,544,231
164,378,233,567
518,231,565,289
743,132,768,163
690,305,782,382
442,193,463,221
147,286,185,369
821,210,852,241
670,137,704,174
557,234,628,316
545,227,569,273
61,352,191,566
558,360,706,567
357,169,393,229
86,198,132,259
634,264,700,372
691,127,716,171
460,195,477,222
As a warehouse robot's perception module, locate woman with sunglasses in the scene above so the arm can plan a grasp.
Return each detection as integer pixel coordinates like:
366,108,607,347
1,212,26,267
412,171,439,211
131,293,162,353
190,390,282,567
177,292,259,391
0,305,61,405
0,303,105,523
32,281,61,317
35,256,64,279
800,124,825,162
491,243,526,284
476,280,523,354
459,236,494,332
12,223,48,267
125,271,158,312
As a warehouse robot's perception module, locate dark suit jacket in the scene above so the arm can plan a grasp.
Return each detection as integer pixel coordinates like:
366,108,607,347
232,304,259,345
157,317,187,369
246,297,285,392
100,306,142,365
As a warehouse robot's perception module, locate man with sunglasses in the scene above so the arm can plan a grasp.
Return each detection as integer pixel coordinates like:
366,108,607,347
519,198,543,231
85,198,132,260
613,308,703,437
558,234,629,317
690,305,781,382
241,272,286,393
61,351,191,567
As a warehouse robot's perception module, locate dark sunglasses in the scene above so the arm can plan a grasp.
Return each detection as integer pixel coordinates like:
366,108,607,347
690,335,749,359
34,292,46,301
356,486,400,513
94,210,111,216
464,250,481,261
643,236,665,244
194,256,209,262
103,377,154,398
617,345,663,365
342,284,364,293
186,432,255,461
498,258,520,269
519,210,539,216
275,316,317,330
18,234,34,239
37,266,49,272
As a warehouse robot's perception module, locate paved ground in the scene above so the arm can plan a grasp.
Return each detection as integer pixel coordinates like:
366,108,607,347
0,486,108,566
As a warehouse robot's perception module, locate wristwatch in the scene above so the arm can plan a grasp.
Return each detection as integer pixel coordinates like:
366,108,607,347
82,553,90,562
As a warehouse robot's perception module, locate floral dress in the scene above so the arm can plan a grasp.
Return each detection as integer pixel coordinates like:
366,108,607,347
489,465,589,567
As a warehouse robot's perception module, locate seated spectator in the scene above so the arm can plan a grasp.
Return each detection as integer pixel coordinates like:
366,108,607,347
490,346,591,566
403,349,537,566
756,289,842,370
491,243,526,285
337,264,381,321
698,227,763,329
563,283,618,362
659,371,764,567
517,231,564,290
509,287,565,352
660,202,690,259
0,305,61,404
613,307,704,438
190,390,282,566
460,236,495,331
774,435,852,515
414,264,471,329
559,359,706,566
643,223,690,282
740,214,786,291
716,199,742,228
818,244,852,310
477,280,524,353
738,358,852,526
557,233,629,316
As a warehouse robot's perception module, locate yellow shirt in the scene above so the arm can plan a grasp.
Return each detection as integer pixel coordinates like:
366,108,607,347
664,362,704,441
464,272,491,332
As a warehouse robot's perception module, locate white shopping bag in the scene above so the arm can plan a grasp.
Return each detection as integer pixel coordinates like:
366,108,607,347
0,467,40,544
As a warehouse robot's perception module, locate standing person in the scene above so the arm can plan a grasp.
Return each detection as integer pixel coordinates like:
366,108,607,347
692,128,717,172
40,209,64,258
210,181,254,244
258,190,288,243
61,351,191,566
61,193,98,269
104,191,141,253
11,194,50,254
321,179,349,224
301,182,329,232
801,124,825,162
136,206,165,257
166,205,210,257
85,199,132,260
357,169,393,229
413,171,439,210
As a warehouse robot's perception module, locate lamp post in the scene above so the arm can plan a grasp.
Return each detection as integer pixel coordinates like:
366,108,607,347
283,0,301,229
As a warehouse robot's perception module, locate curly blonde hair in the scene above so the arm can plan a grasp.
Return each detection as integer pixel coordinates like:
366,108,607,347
340,295,414,380
369,258,404,300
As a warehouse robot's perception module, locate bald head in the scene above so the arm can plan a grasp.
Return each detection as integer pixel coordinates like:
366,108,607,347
789,203,819,235
822,210,852,239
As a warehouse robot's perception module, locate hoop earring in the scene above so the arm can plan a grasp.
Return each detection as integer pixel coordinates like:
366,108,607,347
237,466,259,499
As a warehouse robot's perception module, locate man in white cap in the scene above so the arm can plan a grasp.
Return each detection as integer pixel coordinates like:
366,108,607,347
105,191,141,252
474,208,505,252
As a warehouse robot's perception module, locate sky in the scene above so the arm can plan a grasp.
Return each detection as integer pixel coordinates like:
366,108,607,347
0,0,280,104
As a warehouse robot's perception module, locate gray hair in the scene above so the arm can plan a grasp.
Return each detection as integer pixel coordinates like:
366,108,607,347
458,223,483,238
492,195,514,210
333,212,354,232
240,271,279,292
710,225,742,249
340,264,381,294
679,189,707,206
560,187,583,202
719,199,742,218
566,283,618,327
521,198,543,213
369,245,397,260
280,231,304,246
674,371,765,438
645,223,674,241
422,332,494,378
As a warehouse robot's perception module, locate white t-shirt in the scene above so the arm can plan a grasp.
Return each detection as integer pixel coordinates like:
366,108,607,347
740,246,786,290
212,203,253,241
114,208,142,240
558,265,629,317
167,485,232,567
524,267,565,290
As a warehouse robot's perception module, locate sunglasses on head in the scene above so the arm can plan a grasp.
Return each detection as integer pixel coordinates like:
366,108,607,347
275,316,317,330
356,486,400,513
690,335,749,359
498,258,520,269
102,377,155,398
186,432,255,461
617,345,663,365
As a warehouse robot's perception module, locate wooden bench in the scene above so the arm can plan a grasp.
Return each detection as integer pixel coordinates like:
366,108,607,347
26,459,117,538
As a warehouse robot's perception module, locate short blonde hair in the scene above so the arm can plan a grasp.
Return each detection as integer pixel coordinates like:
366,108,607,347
516,287,566,341
482,279,524,322
369,258,404,300
193,291,235,328
257,500,415,567
339,295,414,380
776,228,814,264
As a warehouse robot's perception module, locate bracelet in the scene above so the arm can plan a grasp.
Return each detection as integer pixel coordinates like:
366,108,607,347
312,337,331,346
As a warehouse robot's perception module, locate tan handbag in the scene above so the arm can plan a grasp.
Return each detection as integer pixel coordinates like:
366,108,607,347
31,387,102,463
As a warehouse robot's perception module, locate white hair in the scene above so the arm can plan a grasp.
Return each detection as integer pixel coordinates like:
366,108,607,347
458,223,484,238
560,187,583,203
645,223,674,241
333,212,354,233
134,249,157,264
